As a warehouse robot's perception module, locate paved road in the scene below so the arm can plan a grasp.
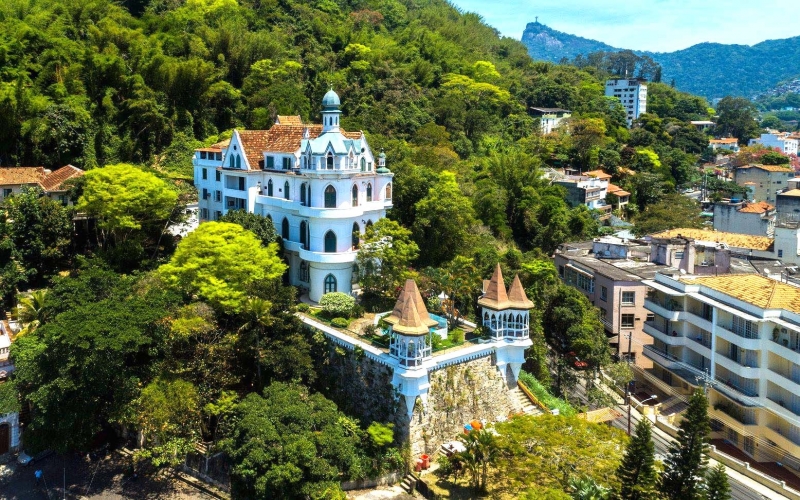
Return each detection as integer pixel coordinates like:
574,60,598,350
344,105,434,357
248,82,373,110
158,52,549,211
1,451,214,499
565,378,779,500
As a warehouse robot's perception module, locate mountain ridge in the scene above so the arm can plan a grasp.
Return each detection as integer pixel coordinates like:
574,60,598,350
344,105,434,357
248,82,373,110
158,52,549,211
522,22,800,100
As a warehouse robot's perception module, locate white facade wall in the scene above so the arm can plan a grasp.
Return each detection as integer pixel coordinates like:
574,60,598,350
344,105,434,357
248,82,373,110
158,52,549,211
750,134,799,156
605,79,647,126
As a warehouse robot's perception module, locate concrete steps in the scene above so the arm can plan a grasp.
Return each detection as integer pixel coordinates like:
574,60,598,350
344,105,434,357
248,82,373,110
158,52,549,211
400,473,417,494
510,386,543,416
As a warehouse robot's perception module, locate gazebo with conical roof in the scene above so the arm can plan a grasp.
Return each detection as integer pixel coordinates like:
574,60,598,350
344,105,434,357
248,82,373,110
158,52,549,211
385,280,438,367
479,264,534,341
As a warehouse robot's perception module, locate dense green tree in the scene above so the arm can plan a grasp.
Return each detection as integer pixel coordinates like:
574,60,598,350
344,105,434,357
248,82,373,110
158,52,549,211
632,193,703,237
136,378,200,466
218,210,279,247
356,218,419,302
0,187,72,291
413,171,479,267
159,222,286,311
715,97,759,145
222,382,363,500
616,419,659,500
704,464,731,500
660,388,711,500
76,164,178,246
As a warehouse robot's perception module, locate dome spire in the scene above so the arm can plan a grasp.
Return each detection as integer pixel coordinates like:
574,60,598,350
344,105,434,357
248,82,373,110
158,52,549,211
321,88,342,133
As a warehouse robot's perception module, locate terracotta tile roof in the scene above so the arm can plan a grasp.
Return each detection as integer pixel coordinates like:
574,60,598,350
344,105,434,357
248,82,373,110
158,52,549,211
237,125,364,169
737,201,774,214
40,165,84,192
0,166,45,186
276,115,304,126
507,275,534,309
710,138,739,144
607,183,631,197
651,228,774,251
584,169,612,180
478,264,510,310
779,189,800,197
383,280,438,336
211,139,230,149
737,163,793,173
681,274,800,313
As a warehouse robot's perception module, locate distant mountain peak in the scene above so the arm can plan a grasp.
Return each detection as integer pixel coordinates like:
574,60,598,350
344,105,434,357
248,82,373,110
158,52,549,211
521,21,800,100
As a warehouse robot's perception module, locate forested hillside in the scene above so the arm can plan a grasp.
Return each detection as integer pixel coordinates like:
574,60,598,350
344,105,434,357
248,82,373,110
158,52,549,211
0,2,727,496
522,21,800,99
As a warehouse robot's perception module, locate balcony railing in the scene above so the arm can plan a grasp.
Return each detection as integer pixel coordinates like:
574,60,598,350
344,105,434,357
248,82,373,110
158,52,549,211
767,422,800,446
768,396,800,417
688,335,712,349
769,366,800,386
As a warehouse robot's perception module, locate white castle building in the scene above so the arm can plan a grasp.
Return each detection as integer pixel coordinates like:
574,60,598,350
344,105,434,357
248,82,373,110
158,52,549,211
193,90,394,302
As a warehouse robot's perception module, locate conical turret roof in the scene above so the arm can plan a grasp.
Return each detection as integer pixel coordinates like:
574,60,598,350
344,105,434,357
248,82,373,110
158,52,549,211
478,264,510,310
383,280,438,336
507,274,534,310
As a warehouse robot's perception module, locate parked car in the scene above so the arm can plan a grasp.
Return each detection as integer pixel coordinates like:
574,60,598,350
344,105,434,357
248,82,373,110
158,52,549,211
17,449,53,466
566,351,589,370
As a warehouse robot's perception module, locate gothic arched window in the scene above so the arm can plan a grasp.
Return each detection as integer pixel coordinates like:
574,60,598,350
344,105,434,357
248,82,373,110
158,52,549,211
235,155,242,169
326,153,334,170
267,179,273,196
300,183,307,206
366,183,372,202
324,230,337,253
284,181,290,200
324,185,336,208
300,221,307,247
360,157,366,172
351,185,358,207
324,274,337,293
352,222,360,249
385,183,392,199
281,218,289,240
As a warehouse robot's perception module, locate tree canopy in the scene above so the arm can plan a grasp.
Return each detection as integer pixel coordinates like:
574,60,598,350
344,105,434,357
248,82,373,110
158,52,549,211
159,222,286,311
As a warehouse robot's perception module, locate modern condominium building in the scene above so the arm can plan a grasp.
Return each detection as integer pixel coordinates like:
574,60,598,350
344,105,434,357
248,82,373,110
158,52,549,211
643,273,800,469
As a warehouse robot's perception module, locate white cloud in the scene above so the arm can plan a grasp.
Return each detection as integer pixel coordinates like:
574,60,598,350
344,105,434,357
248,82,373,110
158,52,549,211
451,0,800,52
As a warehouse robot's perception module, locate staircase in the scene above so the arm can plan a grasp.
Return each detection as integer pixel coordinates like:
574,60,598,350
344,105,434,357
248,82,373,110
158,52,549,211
400,473,417,494
510,386,543,416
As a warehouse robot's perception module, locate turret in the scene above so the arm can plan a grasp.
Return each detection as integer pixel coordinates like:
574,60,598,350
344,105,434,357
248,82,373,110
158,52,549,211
321,88,342,133
478,264,533,341
385,280,438,368
376,149,389,173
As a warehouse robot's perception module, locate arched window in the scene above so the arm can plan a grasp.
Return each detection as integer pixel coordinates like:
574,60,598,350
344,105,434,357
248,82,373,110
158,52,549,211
307,184,311,206
228,155,234,168
324,185,336,208
302,156,306,169
324,274,337,293
324,230,337,253
326,153,334,170
281,218,289,240
298,261,309,282
300,221,307,247
352,222,360,249
266,214,272,222
351,185,358,207
300,183,307,206
360,157,366,172
366,220,373,229
267,179,273,196
284,181,290,200
366,183,372,202
235,155,242,169
385,183,392,199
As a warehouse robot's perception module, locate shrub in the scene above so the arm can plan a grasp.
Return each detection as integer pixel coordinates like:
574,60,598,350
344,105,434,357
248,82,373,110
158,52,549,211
296,303,310,312
350,304,365,319
362,323,378,336
320,292,355,317
331,317,349,328
450,328,465,343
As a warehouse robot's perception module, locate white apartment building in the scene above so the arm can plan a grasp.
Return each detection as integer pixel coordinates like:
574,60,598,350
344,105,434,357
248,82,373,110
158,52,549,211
643,273,800,468
193,90,394,302
605,78,647,126
749,133,799,156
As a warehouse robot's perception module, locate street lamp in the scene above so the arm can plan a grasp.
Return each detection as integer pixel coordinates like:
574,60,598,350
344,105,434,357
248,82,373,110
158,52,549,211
628,394,657,435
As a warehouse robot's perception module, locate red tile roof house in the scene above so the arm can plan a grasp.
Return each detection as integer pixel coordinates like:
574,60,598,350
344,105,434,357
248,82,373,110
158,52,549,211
0,165,84,205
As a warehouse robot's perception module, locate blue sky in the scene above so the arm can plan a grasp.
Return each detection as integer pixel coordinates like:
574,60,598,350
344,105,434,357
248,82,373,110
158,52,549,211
450,0,800,52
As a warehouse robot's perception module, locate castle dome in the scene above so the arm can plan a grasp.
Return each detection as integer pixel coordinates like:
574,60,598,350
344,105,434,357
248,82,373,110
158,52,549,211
322,89,341,109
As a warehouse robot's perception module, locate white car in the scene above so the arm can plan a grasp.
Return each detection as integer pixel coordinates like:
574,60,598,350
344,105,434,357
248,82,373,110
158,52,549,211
17,449,52,466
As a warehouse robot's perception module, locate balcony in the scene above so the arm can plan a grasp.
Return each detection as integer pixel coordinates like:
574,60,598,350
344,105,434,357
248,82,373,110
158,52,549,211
643,322,688,347
716,325,762,351
643,345,704,385
764,423,800,449
765,369,800,400
684,311,713,332
644,299,683,322
767,396,800,417
298,247,358,264
715,354,760,379
710,400,758,426
768,337,800,359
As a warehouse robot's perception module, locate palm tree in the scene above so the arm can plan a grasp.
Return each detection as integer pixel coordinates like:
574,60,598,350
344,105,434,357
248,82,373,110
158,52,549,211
237,297,273,386
459,429,499,493
16,289,47,335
